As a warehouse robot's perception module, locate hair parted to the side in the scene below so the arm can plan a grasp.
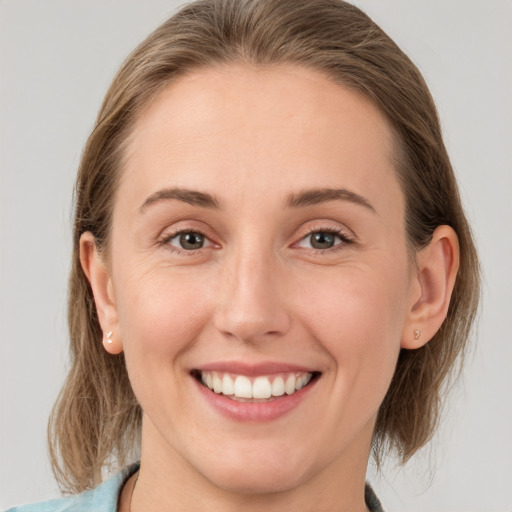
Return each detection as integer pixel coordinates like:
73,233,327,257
48,0,480,494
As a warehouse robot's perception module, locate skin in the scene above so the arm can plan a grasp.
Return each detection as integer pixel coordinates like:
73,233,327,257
81,65,459,511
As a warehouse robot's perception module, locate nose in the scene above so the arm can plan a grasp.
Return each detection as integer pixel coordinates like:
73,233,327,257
213,249,292,344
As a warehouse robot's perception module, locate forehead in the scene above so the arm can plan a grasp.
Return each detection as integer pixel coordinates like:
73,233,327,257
119,64,403,217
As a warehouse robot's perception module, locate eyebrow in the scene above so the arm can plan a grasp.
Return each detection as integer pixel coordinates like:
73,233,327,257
286,188,376,213
139,187,221,213
139,186,375,214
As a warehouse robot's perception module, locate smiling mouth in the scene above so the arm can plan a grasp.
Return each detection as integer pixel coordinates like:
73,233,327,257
191,370,321,401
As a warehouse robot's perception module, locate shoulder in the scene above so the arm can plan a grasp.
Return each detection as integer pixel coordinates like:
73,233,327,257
4,463,139,512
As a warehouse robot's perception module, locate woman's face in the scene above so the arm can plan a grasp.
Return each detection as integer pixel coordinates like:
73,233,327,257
105,65,418,493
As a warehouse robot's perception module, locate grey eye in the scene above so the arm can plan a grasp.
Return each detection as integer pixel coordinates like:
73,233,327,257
170,231,206,250
309,232,337,249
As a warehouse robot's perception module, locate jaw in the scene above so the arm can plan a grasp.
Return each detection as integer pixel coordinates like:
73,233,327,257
138,408,376,511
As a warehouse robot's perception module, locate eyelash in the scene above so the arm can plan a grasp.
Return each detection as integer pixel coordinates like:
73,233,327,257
157,229,215,255
295,227,354,253
157,227,354,255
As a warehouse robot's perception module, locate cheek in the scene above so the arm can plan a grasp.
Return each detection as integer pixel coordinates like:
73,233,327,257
114,266,211,359
296,263,409,385
113,267,214,425
301,263,408,332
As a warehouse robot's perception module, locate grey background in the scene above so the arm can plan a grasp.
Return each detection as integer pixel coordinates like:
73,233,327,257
1,1,511,510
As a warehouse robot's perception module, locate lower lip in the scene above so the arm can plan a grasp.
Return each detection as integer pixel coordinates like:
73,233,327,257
193,376,318,422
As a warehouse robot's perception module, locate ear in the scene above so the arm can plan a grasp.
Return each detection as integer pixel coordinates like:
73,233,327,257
401,225,460,349
80,232,123,354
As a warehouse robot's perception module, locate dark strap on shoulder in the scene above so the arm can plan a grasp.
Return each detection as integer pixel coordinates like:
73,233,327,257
365,483,384,512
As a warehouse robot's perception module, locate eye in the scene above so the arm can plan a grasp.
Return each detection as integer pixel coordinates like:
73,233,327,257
166,231,211,251
296,230,350,250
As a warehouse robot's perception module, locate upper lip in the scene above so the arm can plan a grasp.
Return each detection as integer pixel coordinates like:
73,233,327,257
193,361,319,376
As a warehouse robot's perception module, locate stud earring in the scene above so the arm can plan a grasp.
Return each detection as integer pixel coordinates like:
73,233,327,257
413,329,421,340
106,331,113,344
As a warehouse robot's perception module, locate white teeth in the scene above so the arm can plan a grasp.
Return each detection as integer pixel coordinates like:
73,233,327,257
271,376,285,396
253,377,272,399
222,373,234,395
285,374,296,395
296,375,308,391
213,373,222,393
199,371,314,399
234,375,252,398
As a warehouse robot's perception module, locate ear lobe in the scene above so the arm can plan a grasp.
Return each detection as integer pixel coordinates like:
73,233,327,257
401,225,460,349
79,232,123,354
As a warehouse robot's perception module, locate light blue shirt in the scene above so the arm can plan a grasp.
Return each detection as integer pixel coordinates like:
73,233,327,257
4,464,139,512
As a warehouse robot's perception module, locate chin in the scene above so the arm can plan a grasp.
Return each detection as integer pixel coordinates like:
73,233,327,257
205,463,307,495
190,442,316,496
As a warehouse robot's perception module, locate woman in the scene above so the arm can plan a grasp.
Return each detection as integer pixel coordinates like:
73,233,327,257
7,0,479,510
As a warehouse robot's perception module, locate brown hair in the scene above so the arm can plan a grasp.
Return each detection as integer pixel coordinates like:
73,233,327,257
48,0,480,493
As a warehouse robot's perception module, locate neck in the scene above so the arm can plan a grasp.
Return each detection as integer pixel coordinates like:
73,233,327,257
126,417,374,512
